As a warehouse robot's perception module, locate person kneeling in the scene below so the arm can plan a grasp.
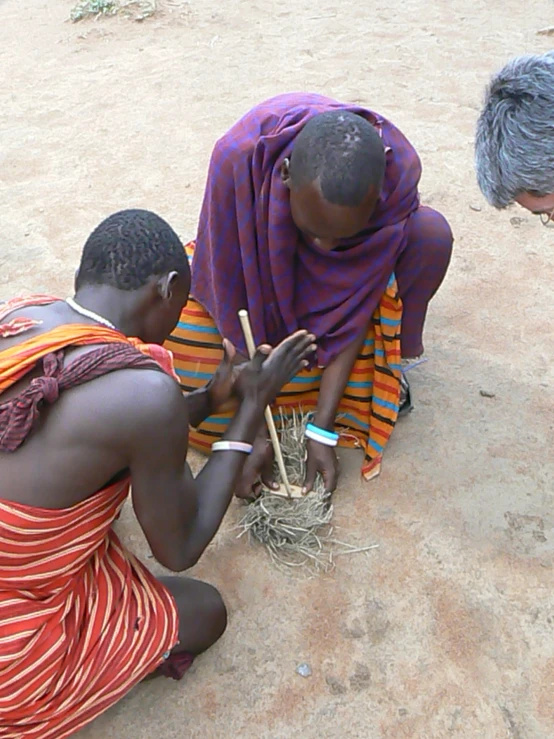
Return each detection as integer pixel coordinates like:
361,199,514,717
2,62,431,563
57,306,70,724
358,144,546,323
0,209,315,739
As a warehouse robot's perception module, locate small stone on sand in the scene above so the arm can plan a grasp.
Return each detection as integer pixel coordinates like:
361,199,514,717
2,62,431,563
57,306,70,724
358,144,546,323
296,662,312,678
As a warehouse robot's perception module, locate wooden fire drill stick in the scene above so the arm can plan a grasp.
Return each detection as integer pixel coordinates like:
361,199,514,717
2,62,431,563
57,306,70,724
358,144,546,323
238,309,294,499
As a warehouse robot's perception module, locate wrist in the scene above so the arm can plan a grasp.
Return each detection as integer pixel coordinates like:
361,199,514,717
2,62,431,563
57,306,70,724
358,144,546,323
239,395,266,418
225,397,266,446
313,411,336,432
306,423,339,447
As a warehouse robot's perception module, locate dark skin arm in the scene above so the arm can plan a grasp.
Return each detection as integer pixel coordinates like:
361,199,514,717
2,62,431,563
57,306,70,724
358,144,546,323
185,386,213,428
232,328,367,498
234,323,371,497
313,326,369,429
128,331,316,571
235,323,370,498
185,339,237,428
130,382,260,571
304,322,370,493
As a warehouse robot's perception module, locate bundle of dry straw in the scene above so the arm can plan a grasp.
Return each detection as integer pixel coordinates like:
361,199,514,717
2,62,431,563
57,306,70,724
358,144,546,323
236,410,377,574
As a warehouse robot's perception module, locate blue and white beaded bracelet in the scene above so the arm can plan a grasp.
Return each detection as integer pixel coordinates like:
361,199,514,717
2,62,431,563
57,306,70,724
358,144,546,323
305,423,339,447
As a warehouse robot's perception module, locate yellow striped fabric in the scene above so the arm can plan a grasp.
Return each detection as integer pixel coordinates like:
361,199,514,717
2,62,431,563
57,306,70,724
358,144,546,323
165,242,404,480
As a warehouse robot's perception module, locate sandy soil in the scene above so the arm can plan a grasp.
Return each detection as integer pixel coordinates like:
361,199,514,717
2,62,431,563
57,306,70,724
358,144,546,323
1,0,554,737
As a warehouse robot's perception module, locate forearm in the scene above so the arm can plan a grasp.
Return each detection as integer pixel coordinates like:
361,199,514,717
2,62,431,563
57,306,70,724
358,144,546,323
181,397,266,562
134,396,266,572
137,329,315,569
314,328,368,429
185,386,212,428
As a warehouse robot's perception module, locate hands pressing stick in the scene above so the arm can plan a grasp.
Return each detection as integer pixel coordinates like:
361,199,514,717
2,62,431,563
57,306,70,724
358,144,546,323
238,309,303,499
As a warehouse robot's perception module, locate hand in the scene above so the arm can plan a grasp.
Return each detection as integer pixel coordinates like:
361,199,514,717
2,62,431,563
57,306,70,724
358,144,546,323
234,434,277,499
234,330,316,408
303,439,339,494
206,339,238,411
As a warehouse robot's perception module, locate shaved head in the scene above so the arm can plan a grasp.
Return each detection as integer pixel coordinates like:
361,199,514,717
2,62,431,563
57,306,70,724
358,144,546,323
288,110,386,207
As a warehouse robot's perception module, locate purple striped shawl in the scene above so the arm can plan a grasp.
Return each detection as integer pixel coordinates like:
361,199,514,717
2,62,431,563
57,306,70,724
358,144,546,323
191,93,422,366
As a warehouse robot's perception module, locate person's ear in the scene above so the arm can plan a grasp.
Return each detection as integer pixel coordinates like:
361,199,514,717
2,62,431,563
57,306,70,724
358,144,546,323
280,157,291,189
158,271,179,300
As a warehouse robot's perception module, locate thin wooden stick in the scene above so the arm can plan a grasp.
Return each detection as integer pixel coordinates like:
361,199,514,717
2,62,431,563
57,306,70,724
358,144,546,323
238,310,293,498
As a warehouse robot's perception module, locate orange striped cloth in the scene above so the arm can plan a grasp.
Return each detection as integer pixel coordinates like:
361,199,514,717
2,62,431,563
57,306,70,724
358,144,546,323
0,296,179,739
165,242,403,480
0,295,179,392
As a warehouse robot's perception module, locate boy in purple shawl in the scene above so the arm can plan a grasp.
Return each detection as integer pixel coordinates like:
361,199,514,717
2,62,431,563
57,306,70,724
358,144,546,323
167,93,452,497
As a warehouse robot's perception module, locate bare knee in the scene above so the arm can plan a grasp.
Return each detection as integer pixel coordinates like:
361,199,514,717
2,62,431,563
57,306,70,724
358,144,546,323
184,581,227,654
205,584,228,646
161,577,228,655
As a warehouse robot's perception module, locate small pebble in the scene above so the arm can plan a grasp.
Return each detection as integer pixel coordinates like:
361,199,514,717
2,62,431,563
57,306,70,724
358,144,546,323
510,216,525,227
326,675,347,694
480,389,496,398
296,662,312,678
469,204,482,212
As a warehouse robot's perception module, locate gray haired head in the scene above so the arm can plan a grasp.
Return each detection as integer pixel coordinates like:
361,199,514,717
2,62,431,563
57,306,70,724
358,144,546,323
475,51,554,208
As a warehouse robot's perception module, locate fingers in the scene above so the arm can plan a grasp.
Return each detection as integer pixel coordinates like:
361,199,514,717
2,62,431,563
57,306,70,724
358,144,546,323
284,342,316,379
251,332,316,376
256,333,316,406
222,338,236,364
302,457,316,495
287,333,317,371
323,461,339,494
235,482,262,501
278,331,317,361
268,331,317,379
234,438,273,499
234,464,259,499
260,447,278,490
303,444,339,495
234,447,261,498
249,345,271,371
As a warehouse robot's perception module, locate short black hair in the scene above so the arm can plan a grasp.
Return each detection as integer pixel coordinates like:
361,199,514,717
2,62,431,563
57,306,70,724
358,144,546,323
76,209,189,290
289,110,386,207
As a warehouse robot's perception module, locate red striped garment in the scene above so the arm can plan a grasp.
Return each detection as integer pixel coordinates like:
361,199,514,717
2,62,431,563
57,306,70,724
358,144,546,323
0,296,180,738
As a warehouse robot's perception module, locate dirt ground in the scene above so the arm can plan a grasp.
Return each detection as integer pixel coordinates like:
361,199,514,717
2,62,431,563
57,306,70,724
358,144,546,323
1,0,554,737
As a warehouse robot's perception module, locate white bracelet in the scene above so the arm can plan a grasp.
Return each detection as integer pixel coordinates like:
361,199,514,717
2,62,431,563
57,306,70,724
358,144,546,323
211,440,253,454
305,427,339,447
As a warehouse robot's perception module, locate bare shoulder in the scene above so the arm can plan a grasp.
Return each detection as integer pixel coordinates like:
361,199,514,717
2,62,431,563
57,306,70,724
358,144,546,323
0,363,189,509
56,366,188,452
95,367,187,430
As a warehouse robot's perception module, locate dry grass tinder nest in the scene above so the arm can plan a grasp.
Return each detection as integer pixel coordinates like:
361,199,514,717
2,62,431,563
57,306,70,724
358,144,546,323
237,410,376,574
